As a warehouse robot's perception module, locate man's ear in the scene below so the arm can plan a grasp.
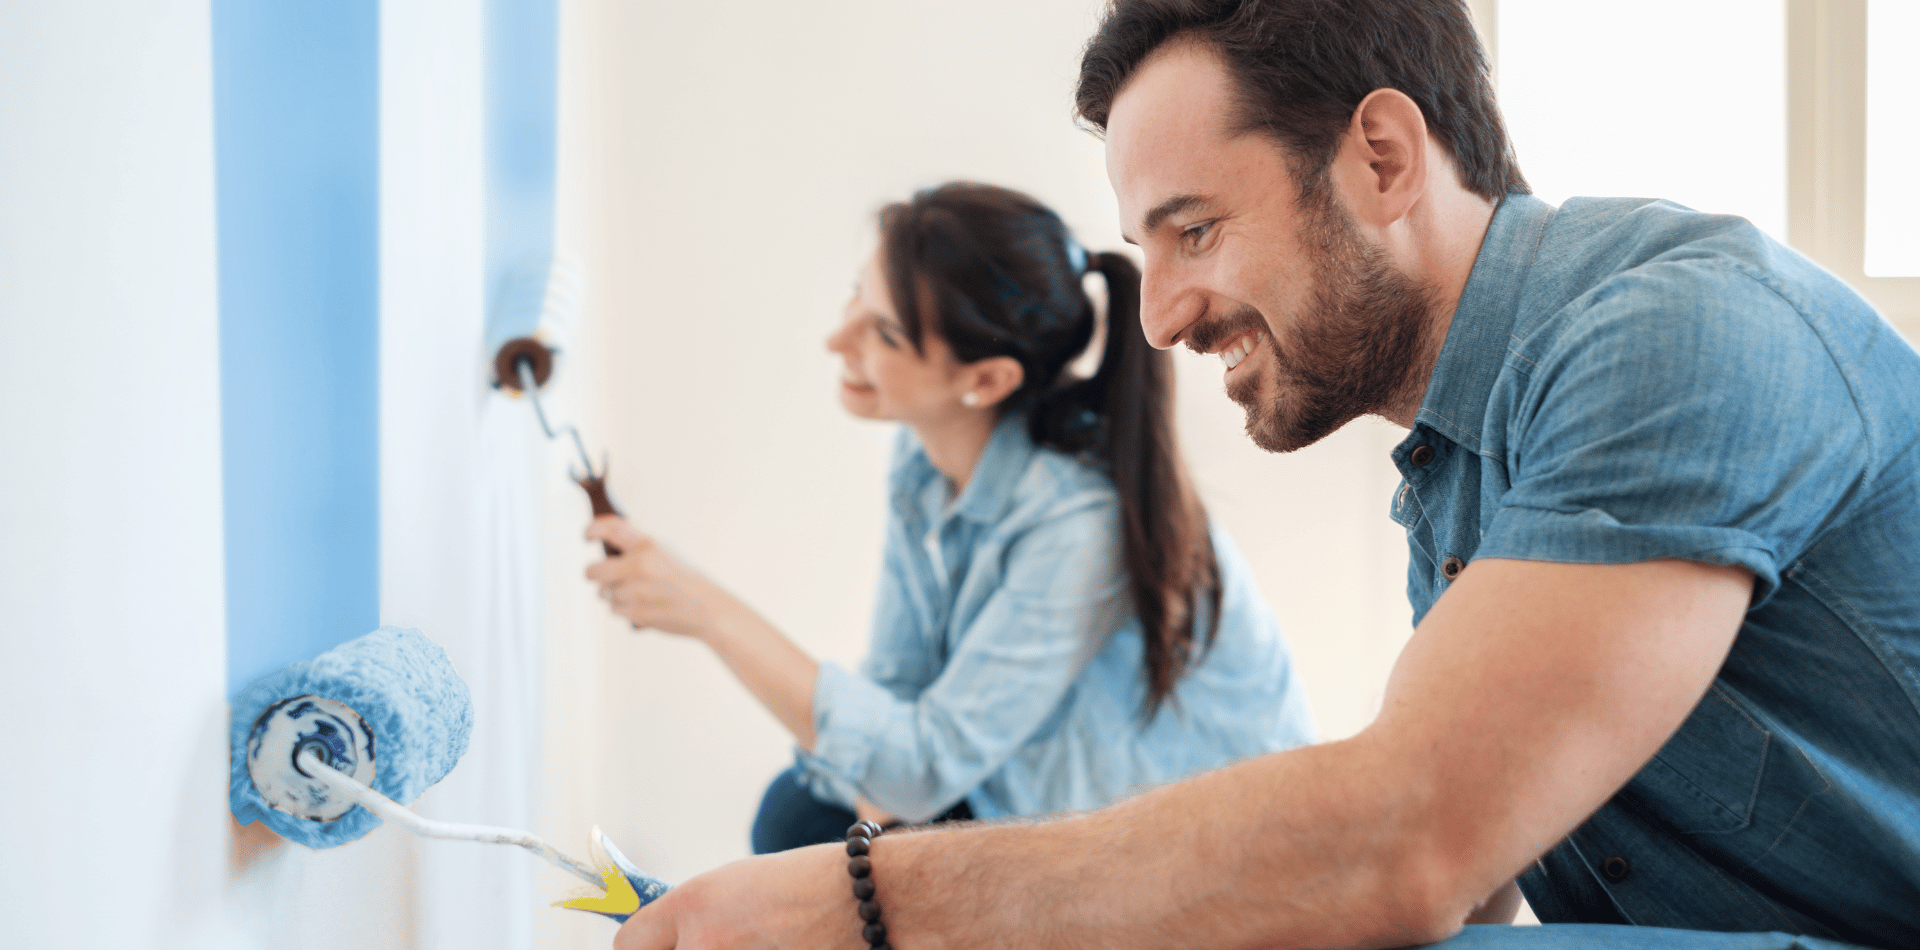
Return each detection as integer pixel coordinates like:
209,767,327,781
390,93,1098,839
962,356,1025,410
1330,88,1429,228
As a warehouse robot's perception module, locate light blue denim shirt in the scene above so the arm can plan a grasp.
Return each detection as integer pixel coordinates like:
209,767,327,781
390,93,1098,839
1394,193,1920,947
796,415,1314,822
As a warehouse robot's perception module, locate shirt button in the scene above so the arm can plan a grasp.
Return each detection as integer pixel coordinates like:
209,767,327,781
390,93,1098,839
1442,555,1466,580
1410,444,1436,467
1602,856,1631,882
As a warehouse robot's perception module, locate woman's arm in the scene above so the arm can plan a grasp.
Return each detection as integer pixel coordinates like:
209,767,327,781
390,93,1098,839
804,502,1125,819
586,515,819,749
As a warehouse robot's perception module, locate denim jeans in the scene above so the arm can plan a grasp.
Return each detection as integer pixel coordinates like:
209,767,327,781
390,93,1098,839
750,767,976,855
750,767,858,854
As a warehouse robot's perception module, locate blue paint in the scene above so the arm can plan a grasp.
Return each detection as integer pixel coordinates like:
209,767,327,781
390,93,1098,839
213,1,381,697
486,0,559,307
231,627,473,847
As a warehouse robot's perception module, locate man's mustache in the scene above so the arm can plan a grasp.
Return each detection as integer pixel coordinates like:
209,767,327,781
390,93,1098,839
1182,304,1271,356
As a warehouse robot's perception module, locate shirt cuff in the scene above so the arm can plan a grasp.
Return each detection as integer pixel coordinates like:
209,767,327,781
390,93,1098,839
1477,504,1781,602
793,661,897,810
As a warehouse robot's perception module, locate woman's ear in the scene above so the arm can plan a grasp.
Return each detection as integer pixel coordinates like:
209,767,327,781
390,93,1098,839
963,356,1025,410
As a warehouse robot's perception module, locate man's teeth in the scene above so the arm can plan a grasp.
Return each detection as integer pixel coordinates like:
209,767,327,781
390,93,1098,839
1221,332,1263,370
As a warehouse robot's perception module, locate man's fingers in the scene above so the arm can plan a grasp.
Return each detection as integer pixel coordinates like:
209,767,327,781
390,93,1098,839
613,897,678,950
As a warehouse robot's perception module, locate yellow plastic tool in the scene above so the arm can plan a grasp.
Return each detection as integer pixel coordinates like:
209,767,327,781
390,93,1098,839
555,827,641,915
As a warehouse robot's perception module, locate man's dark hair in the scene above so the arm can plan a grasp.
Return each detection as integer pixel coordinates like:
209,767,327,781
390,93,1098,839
1076,0,1528,201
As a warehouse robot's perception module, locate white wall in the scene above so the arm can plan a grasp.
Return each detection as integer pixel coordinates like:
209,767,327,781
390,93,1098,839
379,2,553,948
0,2,233,946
549,0,1418,901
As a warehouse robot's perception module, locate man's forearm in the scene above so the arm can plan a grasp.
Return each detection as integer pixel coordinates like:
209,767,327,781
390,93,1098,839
877,736,1477,950
869,559,1753,949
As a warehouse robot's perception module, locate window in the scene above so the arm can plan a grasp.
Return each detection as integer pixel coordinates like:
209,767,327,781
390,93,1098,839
1498,0,1787,239
1864,0,1919,276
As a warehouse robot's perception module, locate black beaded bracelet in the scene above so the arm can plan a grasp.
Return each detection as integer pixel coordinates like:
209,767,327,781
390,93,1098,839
845,820,889,950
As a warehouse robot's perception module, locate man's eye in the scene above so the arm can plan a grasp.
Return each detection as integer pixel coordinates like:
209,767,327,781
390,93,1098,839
1182,222,1214,247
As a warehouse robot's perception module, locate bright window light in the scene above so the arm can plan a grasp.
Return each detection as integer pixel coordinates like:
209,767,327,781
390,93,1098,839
1498,0,1786,241
1865,0,1920,277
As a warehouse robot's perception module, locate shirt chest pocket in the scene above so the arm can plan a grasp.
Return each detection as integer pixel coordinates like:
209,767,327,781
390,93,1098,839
1618,684,1832,849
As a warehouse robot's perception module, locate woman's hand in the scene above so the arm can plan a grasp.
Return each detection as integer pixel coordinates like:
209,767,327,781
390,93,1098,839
587,514,822,748
585,516,732,641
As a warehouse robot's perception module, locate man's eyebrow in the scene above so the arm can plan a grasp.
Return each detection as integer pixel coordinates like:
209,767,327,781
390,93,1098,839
1120,194,1212,245
1142,194,1209,234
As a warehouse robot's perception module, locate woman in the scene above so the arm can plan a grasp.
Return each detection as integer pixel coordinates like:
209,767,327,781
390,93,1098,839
586,182,1313,853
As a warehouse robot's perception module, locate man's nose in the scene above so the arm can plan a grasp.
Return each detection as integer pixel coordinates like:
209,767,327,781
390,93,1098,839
1137,258,1192,350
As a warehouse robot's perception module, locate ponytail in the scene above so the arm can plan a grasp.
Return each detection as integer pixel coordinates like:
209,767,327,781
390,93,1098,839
1032,252,1221,716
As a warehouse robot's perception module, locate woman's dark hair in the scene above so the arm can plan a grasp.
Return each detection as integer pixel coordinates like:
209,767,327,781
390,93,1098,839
878,182,1218,715
1075,0,1528,202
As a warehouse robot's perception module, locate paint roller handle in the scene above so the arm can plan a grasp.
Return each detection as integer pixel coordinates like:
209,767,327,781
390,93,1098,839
577,473,622,556
295,749,606,889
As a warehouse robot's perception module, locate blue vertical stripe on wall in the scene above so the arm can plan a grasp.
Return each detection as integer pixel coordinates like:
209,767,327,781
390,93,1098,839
214,1,381,697
486,0,559,298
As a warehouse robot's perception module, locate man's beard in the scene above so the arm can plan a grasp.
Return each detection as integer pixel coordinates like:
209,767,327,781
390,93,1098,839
1193,193,1434,454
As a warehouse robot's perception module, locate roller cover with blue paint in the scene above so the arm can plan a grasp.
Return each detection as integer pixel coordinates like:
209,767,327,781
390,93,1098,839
229,626,473,847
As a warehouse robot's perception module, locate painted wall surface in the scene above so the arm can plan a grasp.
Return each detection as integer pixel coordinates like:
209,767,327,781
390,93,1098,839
0,1,232,946
381,0,561,946
552,0,1415,893
3,1,570,946
213,0,382,696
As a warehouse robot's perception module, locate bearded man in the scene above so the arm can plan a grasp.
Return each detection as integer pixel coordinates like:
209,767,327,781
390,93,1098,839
615,2,1920,948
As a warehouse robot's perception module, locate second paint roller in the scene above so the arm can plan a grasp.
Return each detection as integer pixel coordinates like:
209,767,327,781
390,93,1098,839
488,252,622,555
230,625,669,922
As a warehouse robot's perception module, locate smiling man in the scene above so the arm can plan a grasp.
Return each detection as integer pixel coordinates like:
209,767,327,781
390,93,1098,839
613,2,1920,949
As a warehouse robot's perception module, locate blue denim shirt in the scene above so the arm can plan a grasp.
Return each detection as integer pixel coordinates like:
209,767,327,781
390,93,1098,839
796,415,1315,822
1395,193,1920,947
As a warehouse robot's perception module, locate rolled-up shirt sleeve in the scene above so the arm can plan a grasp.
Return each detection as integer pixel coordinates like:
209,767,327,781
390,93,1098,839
1477,262,1872,603
796,501,1126,821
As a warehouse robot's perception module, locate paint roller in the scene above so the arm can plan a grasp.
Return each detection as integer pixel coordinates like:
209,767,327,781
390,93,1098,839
229,626,668,922
487,253,622,556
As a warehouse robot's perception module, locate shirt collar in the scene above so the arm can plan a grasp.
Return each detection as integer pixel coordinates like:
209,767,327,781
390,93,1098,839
891,412,1038,526
951,412,1037,524
1413,192,1556,453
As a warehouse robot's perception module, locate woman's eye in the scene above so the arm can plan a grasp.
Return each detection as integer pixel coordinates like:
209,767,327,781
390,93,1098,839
875,324,899,347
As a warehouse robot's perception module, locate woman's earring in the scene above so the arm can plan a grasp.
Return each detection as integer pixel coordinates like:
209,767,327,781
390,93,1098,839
961,391,980,408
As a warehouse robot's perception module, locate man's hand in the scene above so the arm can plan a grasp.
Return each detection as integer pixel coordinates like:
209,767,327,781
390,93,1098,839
614,844,851,950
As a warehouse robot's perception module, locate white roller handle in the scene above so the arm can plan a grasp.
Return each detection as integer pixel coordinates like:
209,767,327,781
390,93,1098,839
296,748,604,889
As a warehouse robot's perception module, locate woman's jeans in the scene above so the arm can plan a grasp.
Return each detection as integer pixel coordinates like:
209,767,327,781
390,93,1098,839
750,767,972,854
